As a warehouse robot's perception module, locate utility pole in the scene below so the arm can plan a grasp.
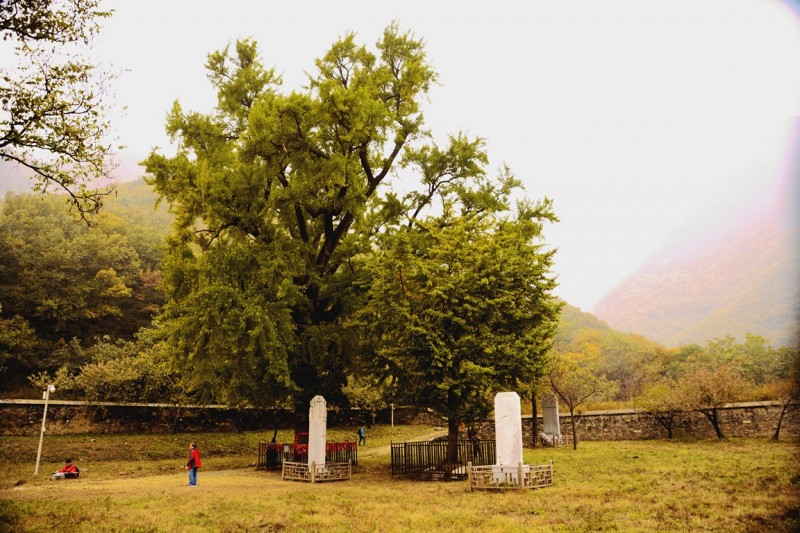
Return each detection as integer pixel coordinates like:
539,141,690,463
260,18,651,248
34,384,56,476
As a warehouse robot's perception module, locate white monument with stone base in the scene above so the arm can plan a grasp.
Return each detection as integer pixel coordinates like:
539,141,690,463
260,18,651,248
281,395,352,483
466,391,554,491
492,391,528,484
308,395,327,468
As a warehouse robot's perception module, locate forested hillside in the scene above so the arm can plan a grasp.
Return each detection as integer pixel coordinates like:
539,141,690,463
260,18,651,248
0,180,171,393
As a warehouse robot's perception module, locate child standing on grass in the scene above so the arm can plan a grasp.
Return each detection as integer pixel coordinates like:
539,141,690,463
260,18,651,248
186,443,201,486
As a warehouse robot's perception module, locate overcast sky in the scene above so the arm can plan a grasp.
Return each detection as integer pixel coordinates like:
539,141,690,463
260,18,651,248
90,0,800,311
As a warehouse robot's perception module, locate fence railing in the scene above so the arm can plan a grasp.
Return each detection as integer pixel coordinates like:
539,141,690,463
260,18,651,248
258,442,358,470
281,460,352,483
467,462,553,491
390,439,495,480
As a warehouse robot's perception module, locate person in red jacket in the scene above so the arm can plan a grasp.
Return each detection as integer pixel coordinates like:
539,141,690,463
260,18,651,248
185,443,201,486
51,458,79,480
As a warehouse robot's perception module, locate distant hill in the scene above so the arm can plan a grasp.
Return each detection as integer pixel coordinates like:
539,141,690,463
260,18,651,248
594,128,800,348
0,153,146,196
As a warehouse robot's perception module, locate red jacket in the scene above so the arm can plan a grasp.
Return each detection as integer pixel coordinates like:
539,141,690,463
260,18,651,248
187,448,201,469
58,463,78,474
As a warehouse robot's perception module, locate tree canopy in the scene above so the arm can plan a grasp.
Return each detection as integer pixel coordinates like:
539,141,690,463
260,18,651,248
143,26,561,417
357,200,560,444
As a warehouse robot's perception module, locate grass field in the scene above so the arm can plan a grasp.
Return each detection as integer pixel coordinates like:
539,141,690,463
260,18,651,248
1,426,798,532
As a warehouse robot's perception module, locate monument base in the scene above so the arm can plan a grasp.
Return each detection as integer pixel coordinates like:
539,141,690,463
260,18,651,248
281,461,352,483
467,462,553,491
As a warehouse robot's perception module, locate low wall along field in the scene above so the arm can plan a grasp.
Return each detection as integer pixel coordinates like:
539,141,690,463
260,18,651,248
0,399,795,441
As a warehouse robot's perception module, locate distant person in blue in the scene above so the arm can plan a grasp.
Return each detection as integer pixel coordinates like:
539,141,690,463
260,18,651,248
358,426,366,446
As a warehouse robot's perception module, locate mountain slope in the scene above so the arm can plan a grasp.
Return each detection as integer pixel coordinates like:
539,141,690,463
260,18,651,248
593,128,799,348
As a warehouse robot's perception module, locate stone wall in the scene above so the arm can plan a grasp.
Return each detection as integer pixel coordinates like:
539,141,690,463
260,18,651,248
469,402,798,444
2,399,795,442
0,400,440,436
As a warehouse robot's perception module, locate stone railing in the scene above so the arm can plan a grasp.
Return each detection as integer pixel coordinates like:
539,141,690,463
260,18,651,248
281,461,352,483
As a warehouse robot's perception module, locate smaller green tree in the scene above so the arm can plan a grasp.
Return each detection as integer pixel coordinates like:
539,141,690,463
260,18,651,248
638,379,686,438
548,351,617,449
358,192,560,460
679,363,749,439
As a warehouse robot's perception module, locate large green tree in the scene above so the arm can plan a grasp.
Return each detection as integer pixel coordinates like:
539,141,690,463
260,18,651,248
357,197,561,453
143,27,458,412
0,0,115,217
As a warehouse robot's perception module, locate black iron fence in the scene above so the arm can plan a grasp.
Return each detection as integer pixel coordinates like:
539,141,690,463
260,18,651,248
258,442,358,470
391,439,495,480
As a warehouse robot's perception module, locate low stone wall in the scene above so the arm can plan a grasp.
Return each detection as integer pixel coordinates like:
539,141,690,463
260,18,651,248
2,399,795,442
0,400,440,436
503,402,796,444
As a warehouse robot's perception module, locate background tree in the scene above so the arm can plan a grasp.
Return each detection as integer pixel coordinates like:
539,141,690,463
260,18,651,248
0,193,144,340
768,378,798,441
1,0,116,217
679,363,749,439
638,379,686,438
0,189,166,393
549,351,617,449
0,305,40,390
357,194,560,458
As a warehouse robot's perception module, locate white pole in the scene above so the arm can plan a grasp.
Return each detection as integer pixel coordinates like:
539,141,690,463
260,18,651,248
34,385,55,476
390,403,394,442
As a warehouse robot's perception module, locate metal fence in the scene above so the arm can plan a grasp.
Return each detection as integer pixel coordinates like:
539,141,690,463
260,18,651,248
390,439,495,480
258,442,358,470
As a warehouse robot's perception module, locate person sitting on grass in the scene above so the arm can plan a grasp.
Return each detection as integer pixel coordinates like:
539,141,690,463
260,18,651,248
50,458,79,480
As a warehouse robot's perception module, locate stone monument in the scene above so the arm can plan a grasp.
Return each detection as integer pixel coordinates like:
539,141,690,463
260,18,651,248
492,391,527,484
540,394,562,446
281,394,352,482
466,391,554,490
495,391,524,466
308,395,327,469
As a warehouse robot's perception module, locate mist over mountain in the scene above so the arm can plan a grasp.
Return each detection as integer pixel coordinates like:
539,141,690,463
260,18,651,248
593,123,800,348
0,154,145,196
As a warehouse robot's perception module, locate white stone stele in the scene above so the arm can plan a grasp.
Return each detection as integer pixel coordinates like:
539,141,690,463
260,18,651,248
542,393,561,437
495,391,523,466
307,395,327,468
493,391,527,484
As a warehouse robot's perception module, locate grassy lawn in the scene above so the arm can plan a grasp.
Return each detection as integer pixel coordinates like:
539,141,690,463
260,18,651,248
0,427,798,532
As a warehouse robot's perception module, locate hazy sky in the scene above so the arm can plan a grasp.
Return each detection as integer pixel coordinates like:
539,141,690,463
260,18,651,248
89,0,800,311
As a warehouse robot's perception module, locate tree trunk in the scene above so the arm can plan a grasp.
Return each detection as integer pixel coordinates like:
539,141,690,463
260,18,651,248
171,405,182,434
570,408,578,450
772,402,789,441
531,392,539,448
447,418,460,466
702,409,724,439
656,413,674,439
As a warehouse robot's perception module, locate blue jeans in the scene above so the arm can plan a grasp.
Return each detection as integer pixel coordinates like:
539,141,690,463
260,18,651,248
188,467,198,486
